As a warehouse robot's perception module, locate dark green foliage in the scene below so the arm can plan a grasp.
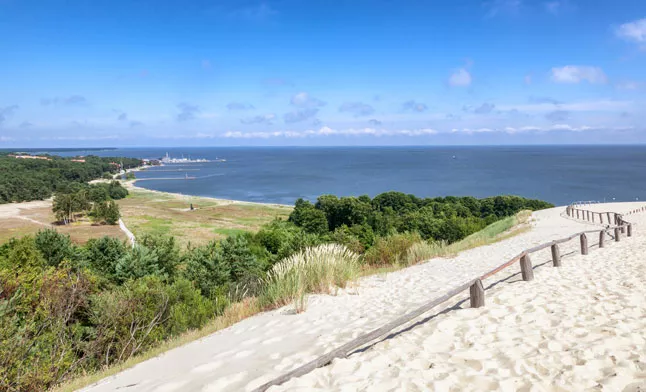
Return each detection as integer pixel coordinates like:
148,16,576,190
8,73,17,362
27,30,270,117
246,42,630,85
182,242,231,298
0,154,140,204
290,192,552,244
34,229,73,267
289,199,329,234
84,236,128,279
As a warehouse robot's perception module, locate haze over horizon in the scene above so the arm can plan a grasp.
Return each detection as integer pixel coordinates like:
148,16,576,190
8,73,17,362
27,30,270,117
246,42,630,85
1,0,646,147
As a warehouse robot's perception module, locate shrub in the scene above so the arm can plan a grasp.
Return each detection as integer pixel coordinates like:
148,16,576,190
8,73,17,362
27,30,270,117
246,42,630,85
115,245,163,283
401,240,448,266
34,228,73,267
363,232,421,266
261,244,360,312
182,242,231,298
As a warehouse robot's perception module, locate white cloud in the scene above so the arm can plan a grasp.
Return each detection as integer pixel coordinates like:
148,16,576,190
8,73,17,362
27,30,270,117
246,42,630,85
290,92,326,108
222,127,438,139
551,66,607,84
498,99,633,113
451,124,628,134
449,68,472,87
616,18,646,43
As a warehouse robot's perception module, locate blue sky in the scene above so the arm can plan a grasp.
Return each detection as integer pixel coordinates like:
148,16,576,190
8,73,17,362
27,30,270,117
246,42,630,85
1,0,646,147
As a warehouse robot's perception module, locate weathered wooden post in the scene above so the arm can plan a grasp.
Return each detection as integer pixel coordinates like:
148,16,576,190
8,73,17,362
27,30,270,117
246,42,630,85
615,227,621,242
607,212,612,223
551,243,561,267
519,254,534,281
592,212,595,223
621,219,626,234
599,213,603,224
587,211,591,221
580,233,588,255
599,231,605,248
576,210,580,219
627,224,632,237
469,279,485,308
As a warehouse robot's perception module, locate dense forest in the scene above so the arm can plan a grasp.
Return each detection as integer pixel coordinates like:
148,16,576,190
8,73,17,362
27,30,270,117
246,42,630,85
0,189,552,391
0,153,141,203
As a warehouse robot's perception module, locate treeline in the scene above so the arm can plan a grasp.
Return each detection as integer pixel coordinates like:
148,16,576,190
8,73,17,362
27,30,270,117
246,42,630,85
52,181,127,225
290,192,552,246
0,192,552,390
0,154,141,203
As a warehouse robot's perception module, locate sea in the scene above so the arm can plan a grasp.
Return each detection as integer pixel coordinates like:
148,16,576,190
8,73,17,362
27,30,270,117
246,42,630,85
39,146,646,206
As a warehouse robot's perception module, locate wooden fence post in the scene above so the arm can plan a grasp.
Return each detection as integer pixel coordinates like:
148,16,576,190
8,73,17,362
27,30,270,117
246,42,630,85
576,210,580,219
592,212,595,223
519,254,534,281
627,224,632,237
469,279,485,308
587,211,591,221
615,227,621,242
580,233,588,255
551,244,561,267
607,212,612,223
599,231,605,248
599,213,603,224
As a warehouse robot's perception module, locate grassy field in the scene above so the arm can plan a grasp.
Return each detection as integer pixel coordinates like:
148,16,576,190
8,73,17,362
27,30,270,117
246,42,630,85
0,201,126,245
117,186,293,247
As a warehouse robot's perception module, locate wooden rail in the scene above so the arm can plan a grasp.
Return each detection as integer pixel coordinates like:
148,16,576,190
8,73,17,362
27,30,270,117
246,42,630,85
251,206,637,392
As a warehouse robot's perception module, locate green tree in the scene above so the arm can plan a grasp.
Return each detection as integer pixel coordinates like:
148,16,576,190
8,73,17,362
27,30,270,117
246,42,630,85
34,229,73,267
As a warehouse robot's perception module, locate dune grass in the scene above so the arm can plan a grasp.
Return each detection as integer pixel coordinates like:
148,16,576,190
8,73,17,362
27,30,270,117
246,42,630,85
52,210,532,392
260,244,361,313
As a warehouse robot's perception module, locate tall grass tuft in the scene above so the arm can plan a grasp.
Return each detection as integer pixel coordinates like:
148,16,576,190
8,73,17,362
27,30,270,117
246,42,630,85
260,244,360,312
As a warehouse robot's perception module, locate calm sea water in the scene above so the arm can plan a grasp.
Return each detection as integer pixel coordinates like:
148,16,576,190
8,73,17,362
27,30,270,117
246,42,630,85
46,146,646,206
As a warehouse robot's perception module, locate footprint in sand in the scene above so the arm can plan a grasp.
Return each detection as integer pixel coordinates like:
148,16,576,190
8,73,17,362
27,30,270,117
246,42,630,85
263,336,283,345
235,350,254,358
191,361,223,374
202,371,248,391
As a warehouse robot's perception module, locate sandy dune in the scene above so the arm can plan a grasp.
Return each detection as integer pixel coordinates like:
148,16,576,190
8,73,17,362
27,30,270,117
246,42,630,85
82,203,646,392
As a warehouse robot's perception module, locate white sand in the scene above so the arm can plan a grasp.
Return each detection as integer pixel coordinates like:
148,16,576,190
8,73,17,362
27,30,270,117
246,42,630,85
82,203,646,392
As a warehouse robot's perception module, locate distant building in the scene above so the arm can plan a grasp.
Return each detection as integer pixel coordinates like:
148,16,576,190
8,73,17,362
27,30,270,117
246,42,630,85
71,159,86,163
9,154,51,160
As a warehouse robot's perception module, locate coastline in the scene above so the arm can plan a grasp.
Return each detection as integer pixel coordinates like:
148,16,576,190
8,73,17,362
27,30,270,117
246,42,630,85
120,165,293,209
125,179,293,209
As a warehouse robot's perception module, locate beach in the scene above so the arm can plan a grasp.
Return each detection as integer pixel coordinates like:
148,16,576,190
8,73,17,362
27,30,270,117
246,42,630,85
79,202,646,391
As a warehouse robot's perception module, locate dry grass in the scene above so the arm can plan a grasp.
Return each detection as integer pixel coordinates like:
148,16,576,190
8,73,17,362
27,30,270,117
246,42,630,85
0,202,125,245
117,187,292,248
261,244,361,312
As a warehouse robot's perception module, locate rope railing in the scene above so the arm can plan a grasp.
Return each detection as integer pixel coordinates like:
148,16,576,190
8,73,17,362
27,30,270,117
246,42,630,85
251,206,636,392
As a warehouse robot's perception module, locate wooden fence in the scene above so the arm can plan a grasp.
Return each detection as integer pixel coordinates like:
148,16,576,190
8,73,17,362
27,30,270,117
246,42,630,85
252,206,637,392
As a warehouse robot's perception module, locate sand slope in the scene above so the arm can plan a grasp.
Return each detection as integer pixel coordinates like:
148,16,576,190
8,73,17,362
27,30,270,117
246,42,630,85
82,203,645,392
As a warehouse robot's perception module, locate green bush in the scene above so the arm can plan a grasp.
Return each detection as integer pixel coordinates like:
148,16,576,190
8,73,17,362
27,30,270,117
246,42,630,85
34,229,73,267
363,232,422,266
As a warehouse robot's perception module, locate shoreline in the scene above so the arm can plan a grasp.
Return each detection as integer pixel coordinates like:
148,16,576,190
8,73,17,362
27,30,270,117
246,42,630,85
125,180,293,209
119,165,293,209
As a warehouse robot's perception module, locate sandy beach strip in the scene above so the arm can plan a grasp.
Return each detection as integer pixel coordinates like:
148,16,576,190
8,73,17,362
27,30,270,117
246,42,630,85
78,202,646,392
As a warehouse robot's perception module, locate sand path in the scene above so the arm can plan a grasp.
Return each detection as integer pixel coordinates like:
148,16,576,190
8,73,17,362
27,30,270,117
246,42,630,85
82,203,643,392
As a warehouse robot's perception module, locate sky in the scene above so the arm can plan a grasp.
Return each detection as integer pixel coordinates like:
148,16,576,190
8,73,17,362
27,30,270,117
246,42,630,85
1,0,646,147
